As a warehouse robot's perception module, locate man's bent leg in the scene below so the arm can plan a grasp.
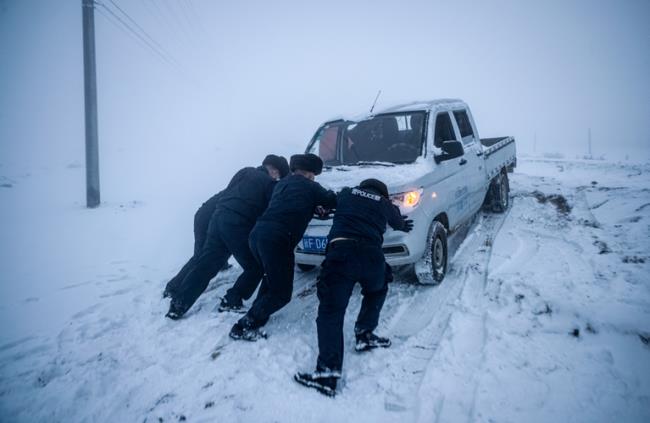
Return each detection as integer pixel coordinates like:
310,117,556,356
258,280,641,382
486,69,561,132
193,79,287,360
355,249,389,334
222,226,264,305
163,257,196,298
238,229,293,329
171,218,230,315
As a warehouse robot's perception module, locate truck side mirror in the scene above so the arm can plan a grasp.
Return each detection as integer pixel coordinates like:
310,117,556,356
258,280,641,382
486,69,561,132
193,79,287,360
435,140,464,163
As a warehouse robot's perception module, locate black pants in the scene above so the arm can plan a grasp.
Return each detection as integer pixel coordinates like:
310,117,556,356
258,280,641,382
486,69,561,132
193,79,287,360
240,222,295,328
164,198,218,297
173,210,263,311
316,240,388,372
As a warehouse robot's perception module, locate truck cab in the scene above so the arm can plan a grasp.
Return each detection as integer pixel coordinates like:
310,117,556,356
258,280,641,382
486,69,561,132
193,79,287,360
295,99,516,283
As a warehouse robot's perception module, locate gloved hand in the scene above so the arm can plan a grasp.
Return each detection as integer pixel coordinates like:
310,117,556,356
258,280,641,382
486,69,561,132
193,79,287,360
401,216,414,233
314,206,334,220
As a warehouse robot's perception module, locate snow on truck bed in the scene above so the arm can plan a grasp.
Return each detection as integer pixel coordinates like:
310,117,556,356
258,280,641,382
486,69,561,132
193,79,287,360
0,158,649,422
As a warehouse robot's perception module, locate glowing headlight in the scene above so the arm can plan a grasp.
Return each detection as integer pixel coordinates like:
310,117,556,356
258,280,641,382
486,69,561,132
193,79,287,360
390,188,423,208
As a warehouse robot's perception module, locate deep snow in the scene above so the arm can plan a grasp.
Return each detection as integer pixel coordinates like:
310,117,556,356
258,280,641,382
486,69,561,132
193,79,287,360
0,158,649,422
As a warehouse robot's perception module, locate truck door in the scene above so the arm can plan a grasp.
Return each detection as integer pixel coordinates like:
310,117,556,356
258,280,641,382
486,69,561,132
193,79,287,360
452,109,488,215
432,111,472,229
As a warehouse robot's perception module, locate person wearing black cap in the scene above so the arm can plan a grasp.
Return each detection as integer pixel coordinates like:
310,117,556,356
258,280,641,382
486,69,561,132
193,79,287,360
165,154,290,319
294,178,413,397
229,153,337,340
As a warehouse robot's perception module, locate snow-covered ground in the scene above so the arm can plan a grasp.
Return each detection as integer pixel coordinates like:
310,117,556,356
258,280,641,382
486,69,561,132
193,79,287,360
0,158,649,422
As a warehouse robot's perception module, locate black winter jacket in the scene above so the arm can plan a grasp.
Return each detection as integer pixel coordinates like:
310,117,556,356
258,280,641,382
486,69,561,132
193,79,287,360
256,174,337,246
328,186,407,246
215,166,276,226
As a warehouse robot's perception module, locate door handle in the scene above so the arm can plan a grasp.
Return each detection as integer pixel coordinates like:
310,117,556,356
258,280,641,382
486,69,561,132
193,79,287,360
459,158,467,166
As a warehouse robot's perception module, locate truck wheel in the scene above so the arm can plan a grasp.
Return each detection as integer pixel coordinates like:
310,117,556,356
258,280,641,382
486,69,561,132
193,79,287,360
491,170,510,213
415,221,448,284
297,263,316,272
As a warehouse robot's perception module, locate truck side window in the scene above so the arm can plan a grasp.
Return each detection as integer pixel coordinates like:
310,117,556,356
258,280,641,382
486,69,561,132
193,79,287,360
308,125,339,164
434,112,457,148
453,110,475,145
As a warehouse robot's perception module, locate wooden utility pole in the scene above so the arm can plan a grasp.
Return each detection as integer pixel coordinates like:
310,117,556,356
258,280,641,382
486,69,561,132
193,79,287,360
82,0,100,207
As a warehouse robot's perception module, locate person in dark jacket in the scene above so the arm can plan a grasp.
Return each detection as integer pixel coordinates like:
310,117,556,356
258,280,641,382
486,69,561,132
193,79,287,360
229,153,337,341
165,154,290,319
294,178,413,397
162,192,225,300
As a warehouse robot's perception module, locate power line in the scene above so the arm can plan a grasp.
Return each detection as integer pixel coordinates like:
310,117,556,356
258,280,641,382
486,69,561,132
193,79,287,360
176,0,195,35
95,0,211,93
181,0,214,53
184,0,207,34
94,1,179,69
160,0,194,46
143,0,175,38
95,5,158,60
106,0,177,65
144,0,192,55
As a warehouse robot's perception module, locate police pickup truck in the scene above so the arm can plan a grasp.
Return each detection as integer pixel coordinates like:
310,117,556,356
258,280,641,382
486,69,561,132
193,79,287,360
295,99,516,284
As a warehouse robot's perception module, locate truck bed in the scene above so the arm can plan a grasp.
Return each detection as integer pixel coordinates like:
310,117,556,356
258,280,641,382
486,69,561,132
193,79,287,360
481,137,510,147
482,136,517,180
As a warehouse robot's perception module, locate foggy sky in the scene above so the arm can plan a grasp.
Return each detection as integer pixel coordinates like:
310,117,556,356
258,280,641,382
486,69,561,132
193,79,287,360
1,0,649,199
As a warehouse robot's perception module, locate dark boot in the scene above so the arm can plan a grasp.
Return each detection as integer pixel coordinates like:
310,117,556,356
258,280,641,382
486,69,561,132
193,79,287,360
294,369,340,397
165,298,188,320
229,316,267,341
355,331,391,352
162,287,173,299
218,296,245,313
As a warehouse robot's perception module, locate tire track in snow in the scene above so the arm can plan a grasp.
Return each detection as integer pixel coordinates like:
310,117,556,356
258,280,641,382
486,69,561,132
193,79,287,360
379,210,509,417
424,208,511,423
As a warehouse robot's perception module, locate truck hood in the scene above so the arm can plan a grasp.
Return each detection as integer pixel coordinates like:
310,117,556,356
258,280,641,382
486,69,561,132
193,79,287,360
315,157,433,193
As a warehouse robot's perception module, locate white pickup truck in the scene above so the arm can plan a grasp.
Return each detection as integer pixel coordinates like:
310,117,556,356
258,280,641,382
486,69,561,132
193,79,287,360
295,99,516,284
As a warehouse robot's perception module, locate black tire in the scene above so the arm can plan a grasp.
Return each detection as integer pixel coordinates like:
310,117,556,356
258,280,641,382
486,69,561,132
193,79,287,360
491,170,510,213
415,221,448,284
297,263,316,272
429,222,448,282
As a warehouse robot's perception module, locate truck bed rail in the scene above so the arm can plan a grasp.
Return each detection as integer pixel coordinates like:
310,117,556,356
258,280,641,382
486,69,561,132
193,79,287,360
481,136,515,158
480,137,509,147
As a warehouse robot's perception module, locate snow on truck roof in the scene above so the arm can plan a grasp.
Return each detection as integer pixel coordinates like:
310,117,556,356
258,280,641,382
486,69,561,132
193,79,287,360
378,98,465,113
325,98,466,123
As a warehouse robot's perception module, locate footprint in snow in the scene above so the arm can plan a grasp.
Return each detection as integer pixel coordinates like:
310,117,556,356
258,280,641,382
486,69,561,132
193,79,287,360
60,280,93,290
71,303,101,319
0,336,37,353
99,287,133,298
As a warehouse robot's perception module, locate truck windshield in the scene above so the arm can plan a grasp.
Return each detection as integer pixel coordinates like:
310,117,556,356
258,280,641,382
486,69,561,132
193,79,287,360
342,112,425,165
307,112,426,166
